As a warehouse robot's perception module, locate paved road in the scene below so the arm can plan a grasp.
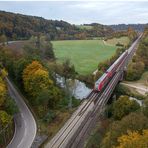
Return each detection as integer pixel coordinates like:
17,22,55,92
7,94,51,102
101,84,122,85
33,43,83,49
6,78,37,148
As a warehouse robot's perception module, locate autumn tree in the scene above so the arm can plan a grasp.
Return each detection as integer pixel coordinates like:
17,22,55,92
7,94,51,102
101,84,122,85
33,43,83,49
116,130,148,148
112,95,140,120
23,61,53,98
127,27,137,42
0,34,7,45
0,68,8,78
126,61,145,81
126,27,148,81
0,77,6,107
101,112,148,148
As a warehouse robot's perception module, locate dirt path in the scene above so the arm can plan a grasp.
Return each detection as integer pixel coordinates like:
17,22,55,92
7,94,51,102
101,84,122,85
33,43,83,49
103,40,106,45
121,82,148,96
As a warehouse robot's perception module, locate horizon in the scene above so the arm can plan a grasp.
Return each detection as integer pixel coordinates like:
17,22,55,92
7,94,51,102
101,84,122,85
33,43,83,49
0,10,147,26
0,1,148,25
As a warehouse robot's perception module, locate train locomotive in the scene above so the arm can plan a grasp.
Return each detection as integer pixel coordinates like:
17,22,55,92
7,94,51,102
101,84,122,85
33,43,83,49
94,50,128,91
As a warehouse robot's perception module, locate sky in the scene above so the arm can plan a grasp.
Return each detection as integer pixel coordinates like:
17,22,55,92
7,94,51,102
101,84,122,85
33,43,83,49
0,1,148,25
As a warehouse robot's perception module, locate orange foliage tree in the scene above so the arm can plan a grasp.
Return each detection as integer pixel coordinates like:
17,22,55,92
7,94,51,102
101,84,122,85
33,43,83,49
23,61,53,97
116,130,148,148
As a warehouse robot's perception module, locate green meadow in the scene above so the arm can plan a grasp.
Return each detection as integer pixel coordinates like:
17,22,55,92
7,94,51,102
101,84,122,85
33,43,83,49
52,37,129,75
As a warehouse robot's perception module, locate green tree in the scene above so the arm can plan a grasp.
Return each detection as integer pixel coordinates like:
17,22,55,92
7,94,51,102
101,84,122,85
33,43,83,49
4,97,18,115
142,97,148,117
13,58,31,84
0,110,12,128
48,87,62,109
43,42,55,60
61,59,77,108
23,44,40,58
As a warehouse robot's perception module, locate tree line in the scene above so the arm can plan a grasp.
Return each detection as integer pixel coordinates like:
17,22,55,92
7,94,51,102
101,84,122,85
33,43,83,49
126,27,148,81
0,11,113,41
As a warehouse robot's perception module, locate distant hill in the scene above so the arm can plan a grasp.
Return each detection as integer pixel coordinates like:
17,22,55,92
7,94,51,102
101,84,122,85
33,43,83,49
0,11,113,40
109,24,147,32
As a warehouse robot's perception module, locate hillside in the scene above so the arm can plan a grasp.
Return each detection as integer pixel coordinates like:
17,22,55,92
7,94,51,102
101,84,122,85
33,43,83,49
110,24,147,32
0,11,113,40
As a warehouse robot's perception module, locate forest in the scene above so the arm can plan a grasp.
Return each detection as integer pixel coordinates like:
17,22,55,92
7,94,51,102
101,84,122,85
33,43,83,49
0,11,113,41
110,23,147,32
0,9,147,147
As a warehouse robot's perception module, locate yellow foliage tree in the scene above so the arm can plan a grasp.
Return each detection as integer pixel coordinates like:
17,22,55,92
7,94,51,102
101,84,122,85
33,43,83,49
0,68,8,78
0,110,12,127
115,130,148,148
23,61,53,97
0,77,6,107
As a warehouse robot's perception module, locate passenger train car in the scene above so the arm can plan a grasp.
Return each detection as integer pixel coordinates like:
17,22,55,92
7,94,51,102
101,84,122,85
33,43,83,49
94,50,128,91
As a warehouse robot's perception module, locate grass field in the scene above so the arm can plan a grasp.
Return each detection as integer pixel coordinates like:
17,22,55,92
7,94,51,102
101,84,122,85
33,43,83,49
76,25,93,30
52,39,120,75
106,36,129,46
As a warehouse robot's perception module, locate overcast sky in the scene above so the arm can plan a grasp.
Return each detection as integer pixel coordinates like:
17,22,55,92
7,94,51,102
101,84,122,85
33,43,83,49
0,1,148,25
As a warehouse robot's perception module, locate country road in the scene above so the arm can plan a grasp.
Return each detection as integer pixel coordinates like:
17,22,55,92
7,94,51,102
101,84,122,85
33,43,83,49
6,78,37,148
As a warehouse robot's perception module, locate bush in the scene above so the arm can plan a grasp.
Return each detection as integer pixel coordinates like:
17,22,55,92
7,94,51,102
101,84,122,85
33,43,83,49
43,110,56,123
4,97,18,115
101,112,148,147
116,42,124,47
112,95,140,120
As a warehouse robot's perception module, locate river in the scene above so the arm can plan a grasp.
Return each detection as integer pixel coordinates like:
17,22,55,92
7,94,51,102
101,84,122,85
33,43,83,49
56,74,92,99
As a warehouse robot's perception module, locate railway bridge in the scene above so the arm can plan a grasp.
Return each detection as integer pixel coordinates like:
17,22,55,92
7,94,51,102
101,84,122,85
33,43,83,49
45,34,142,148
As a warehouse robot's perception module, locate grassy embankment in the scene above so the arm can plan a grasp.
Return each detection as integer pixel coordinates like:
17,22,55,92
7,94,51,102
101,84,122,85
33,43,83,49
52,37,129,75
121,71,148,98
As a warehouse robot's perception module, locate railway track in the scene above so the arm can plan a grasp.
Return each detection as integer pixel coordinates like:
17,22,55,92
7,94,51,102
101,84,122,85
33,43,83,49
45,34,142,148
46,91,100,148
66,72,121,148
66,35,143,148
47,72,121,148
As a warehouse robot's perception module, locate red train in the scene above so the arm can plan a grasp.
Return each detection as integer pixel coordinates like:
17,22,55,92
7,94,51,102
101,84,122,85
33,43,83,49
94,50,128,91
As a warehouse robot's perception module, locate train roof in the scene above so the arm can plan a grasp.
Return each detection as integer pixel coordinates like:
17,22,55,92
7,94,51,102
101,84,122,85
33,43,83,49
95,73,107,84
107,50,128,72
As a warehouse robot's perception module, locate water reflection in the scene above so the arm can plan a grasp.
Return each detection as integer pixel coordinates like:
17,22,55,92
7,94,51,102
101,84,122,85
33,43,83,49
56,74,92,99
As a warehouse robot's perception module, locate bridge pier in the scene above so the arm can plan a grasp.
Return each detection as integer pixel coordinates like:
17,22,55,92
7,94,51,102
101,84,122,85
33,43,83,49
119,71,124,81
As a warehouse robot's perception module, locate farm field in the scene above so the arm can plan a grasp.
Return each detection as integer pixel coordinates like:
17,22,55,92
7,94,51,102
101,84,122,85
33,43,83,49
76,25,93,30
106,36,129,46
52,37,129,75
